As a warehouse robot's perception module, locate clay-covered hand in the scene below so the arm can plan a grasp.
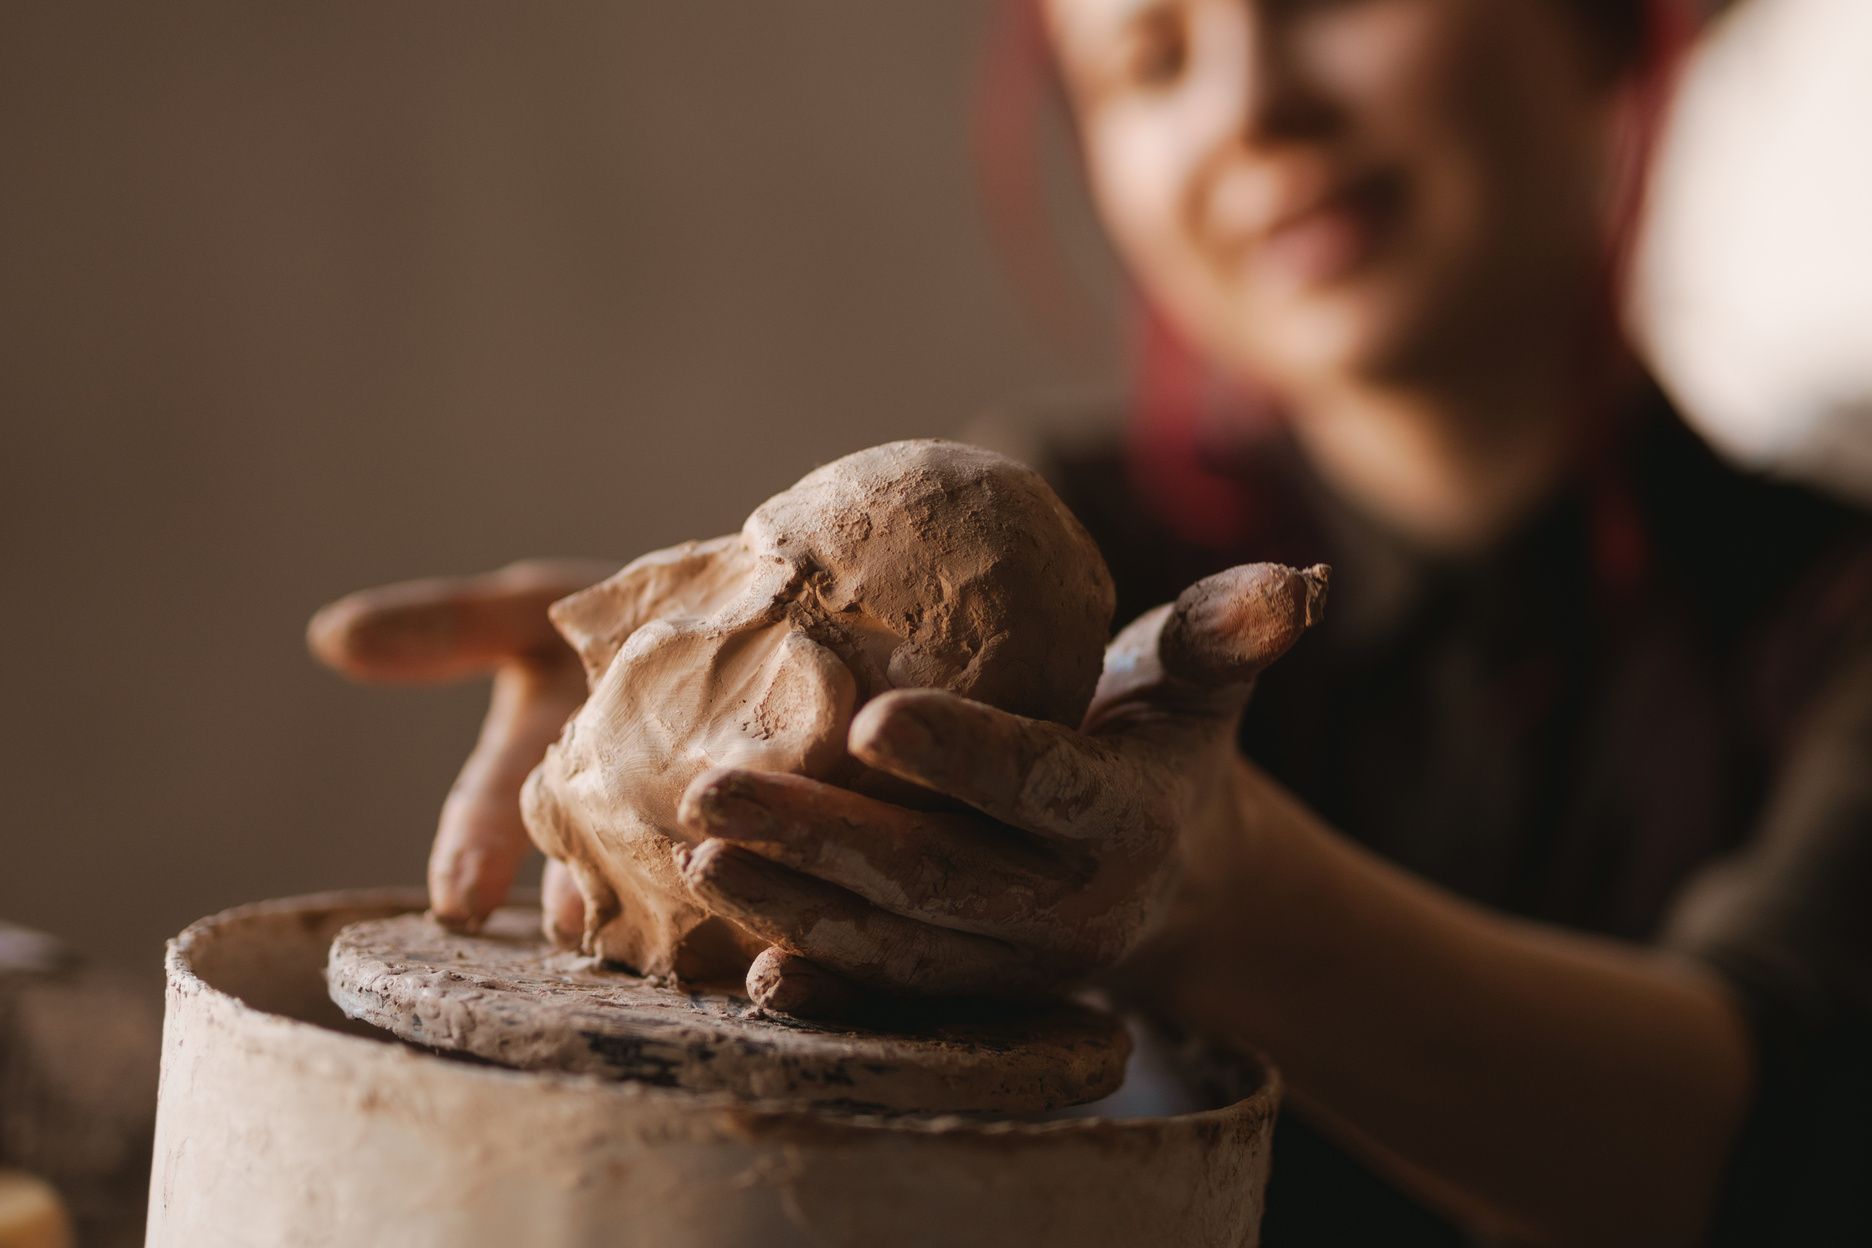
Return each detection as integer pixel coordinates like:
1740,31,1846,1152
517,442,1118,981
678,561,1327,1010
306,559,615,937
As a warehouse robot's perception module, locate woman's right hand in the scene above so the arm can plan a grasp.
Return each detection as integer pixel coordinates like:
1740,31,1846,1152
676,562,1329,1011
306,558,616,939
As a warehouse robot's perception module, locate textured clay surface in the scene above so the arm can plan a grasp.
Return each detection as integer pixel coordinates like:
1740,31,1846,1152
326,909,1131,1115
522,440,1117,980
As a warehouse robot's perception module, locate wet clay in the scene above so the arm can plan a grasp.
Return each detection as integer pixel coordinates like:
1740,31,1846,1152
326,908,1130,1116
521,441,1116,980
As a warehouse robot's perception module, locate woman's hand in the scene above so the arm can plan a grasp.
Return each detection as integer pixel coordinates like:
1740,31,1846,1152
676,563,1328,1011
306,558,616,938
307,556,1329,1016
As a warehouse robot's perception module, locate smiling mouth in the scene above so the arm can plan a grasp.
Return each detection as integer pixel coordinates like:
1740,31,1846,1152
1242,169,1407,290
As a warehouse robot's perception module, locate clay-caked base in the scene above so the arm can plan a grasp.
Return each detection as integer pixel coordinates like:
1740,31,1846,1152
149,891,1280,1248
327,909,1128,1115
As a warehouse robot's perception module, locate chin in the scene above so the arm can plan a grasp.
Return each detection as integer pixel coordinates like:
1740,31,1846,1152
1234,283,1416,397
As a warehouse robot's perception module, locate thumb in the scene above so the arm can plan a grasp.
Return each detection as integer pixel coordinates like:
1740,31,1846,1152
1160,562,1330,685
1085,563,1329,732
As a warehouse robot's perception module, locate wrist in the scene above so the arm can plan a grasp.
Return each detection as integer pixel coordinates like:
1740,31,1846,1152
1136,753,1347,1045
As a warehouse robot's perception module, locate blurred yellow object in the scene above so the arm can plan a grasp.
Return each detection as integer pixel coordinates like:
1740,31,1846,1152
0,1172,72,1248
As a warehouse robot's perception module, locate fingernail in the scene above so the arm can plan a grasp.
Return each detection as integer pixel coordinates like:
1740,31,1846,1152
682,773,777,840
851,697,935,769
427,908,482,935
1301,564,1331,626
429,871,486,934
747,948,861,1019
680,841,769,913
672,840,706,882
679,837,748,880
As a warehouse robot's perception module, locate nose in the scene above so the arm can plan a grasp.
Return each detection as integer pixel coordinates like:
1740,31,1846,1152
1238,0,1337,147
1184,1,1342,240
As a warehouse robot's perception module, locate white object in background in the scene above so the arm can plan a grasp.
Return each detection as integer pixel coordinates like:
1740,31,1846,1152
1634,0,1872,505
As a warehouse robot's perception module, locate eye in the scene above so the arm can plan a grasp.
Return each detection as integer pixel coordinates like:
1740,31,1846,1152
1124,4,1190,90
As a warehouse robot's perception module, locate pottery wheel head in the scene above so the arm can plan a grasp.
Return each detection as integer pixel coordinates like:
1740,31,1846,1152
326,909,1131,1117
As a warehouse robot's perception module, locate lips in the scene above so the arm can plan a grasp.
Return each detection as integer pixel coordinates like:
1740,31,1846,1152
1206,162,1406,289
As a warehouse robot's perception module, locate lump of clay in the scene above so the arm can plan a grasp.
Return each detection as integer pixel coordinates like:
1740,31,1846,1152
522,439,1117,980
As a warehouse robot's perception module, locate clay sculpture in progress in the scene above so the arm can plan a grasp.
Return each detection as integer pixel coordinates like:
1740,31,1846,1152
520,440,1119,986
317,440,1324,1117
172,441,1321,1243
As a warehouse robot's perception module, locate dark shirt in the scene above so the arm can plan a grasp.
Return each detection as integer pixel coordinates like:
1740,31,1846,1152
1026,387,1872,1245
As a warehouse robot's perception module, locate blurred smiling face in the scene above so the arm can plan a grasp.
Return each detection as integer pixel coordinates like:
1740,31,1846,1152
1044,0,1627,400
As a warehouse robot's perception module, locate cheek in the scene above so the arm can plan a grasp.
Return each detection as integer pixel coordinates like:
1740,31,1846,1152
1085,106,1198,273
1310,0,1608,292
1079,3,1248,306
1088,106,1261,373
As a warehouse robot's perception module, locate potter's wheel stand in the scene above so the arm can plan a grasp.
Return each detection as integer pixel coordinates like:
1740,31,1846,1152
325,908,1129,1116
148,890,1279,1247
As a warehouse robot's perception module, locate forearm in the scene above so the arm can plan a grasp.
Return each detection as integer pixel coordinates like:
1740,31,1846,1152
1154,756,1752,1248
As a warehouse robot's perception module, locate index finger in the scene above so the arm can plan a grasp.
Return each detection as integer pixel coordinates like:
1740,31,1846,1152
849,690,1174,851
307,557,617,683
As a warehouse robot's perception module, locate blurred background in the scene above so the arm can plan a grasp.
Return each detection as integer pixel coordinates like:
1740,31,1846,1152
0,0,1124,982
1,0,1868,1001
3,0,1870,1243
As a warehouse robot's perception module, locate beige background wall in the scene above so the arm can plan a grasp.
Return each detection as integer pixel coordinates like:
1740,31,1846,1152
0,2,1113,977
